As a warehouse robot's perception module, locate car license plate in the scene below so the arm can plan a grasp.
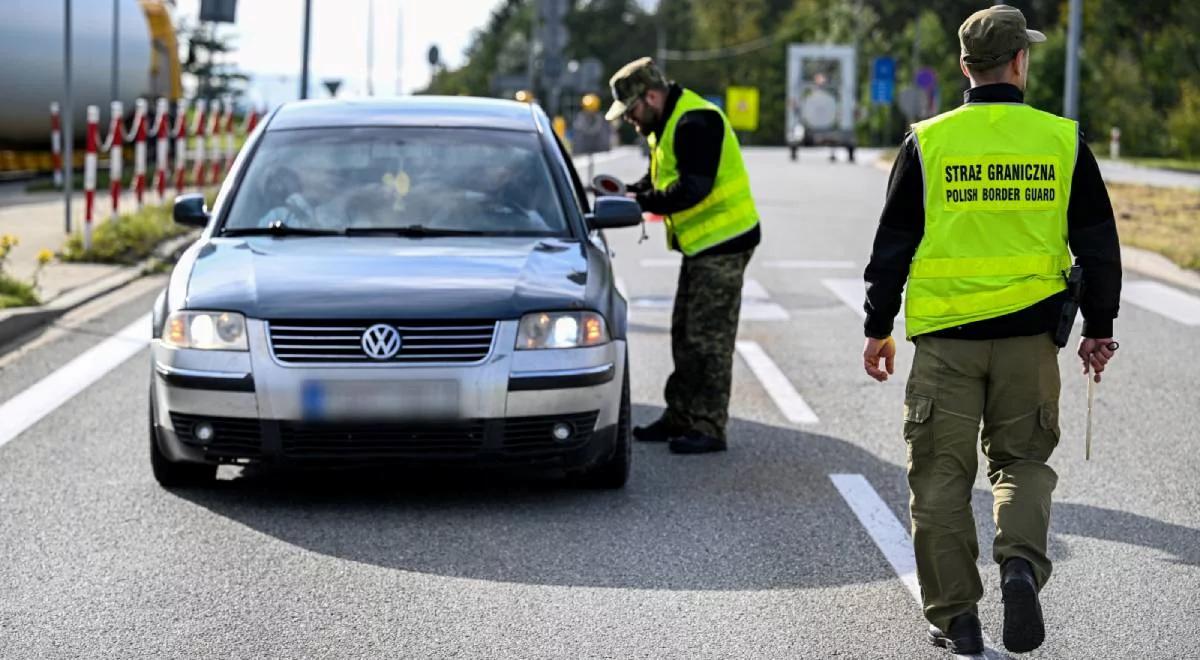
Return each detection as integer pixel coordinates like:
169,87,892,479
301,379,460,421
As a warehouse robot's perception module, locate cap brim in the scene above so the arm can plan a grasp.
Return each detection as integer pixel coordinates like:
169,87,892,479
604,101,626,122
1026,29,1046,43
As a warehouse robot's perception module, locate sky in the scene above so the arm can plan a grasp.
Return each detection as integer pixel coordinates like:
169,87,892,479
173,0,504,103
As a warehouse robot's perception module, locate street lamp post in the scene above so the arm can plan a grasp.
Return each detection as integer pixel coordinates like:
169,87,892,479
300,0,312,99
1063,0,1082,119
64,0,74,234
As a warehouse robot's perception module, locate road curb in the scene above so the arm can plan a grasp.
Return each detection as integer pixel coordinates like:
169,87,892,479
0,231,199,350
1121,245,1200,293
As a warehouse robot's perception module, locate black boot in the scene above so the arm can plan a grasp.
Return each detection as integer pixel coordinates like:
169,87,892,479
668,430,727,454
1001,557,1045,653
927,612,983,655
632,418,682,443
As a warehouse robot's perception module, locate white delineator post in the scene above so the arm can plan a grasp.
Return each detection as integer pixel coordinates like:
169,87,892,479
1110,126,1121,160
132,98,148,209
105,100,124,218
173,98,189,196
50,102,63,188
153,98,169,201
191,99,208,189
84,105,99,251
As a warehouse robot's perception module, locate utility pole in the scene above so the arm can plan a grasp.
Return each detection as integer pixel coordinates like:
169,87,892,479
300,0,312,99
1063,0,1082,119
64,0,74,234
366,0,375,96
395,4,403,94
111,0,119,103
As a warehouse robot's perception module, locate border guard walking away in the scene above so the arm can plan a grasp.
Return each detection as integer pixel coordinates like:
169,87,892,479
860,5,1123,655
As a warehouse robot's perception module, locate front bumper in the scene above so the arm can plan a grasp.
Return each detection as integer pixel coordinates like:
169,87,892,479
151,319,625,468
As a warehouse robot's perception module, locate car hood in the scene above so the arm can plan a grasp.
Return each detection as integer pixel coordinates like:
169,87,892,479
182,236,591,320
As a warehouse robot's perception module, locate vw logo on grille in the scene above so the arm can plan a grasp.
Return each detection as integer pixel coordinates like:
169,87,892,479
361,324,402,360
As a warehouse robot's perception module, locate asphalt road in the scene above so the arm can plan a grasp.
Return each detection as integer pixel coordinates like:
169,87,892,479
0,147,1197,659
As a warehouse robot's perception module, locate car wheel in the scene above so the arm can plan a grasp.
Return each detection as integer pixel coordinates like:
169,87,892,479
149,389,215,488
575,357,631,489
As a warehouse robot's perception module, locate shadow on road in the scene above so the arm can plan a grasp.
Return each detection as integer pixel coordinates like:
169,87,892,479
172,405,1200,593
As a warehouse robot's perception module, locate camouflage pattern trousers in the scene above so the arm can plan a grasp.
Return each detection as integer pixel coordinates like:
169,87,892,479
661,248,754,441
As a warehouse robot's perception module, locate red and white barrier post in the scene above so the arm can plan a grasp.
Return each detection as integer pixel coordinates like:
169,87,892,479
50,102,63,188
243,106,260,136
84,105,99,251
153,98,169,201
132,98,148,209
104,101,124,218
191,99,208,189
173,98,189,196
222,97,235,176
208,98,224,185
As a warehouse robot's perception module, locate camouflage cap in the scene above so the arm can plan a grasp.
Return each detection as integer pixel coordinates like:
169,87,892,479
605,57,668,121
959,4,1046,65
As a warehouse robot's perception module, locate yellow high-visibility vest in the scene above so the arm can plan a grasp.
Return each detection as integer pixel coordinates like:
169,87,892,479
906,102,1077,338
648,89,759,256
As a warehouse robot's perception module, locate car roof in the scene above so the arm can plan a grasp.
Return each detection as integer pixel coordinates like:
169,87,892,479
266,96,542,132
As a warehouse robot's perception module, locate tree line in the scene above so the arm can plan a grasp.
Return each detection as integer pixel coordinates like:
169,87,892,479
423,0,1200,159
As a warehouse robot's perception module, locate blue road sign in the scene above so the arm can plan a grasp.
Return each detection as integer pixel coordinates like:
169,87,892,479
871,56,896,105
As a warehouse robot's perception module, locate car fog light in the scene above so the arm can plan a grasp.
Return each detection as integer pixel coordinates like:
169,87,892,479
552,423,572,442
195,422,215,443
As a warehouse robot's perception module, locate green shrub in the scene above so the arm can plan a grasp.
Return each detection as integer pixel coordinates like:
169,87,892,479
60,203,190,265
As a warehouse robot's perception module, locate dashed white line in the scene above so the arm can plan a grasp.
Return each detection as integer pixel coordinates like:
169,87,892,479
1121,281,1200,326
821,278,869,320
830,474,1008,660
639,258,681,268
734,340,818,424
0,314,151,450
742,277,770,300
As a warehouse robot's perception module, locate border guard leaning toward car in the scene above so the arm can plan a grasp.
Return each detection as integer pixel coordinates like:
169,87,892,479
860,5,1122,655
606,57,761,455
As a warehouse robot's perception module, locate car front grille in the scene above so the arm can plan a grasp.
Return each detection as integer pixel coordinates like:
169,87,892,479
267,319,497,364
279,420,488,459
502,411,600,455
170,413,262,460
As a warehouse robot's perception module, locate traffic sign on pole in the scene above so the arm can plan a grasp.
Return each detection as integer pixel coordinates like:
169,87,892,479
870,56,895,105
726,87,759,132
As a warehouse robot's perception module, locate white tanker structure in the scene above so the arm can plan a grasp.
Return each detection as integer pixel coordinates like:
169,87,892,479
0,0,180,149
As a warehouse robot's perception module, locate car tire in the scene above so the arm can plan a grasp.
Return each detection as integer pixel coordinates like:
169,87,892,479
149,389,216,488
575,358,631,489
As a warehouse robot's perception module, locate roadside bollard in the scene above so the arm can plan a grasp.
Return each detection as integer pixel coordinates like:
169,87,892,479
133,99,148,210
153,98,169,202
50,103,63,188
105,101,124,218
1110,126,1121,160
173,99,189,196
84,105,99,251
191,99,208,189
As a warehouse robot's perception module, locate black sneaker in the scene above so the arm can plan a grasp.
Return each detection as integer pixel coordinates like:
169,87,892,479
927,612,984,655
632,418,682,443
668,430,727,454
1001,557,1045,653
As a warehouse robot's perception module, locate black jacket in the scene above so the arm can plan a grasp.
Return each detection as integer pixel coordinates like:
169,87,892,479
863,83,1122,340
627,84,761,256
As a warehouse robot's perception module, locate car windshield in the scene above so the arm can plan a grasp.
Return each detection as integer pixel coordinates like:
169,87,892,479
221,127,570,237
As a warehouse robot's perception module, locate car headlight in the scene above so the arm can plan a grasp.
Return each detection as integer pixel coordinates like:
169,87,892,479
516,311,609,350
163,311,248,351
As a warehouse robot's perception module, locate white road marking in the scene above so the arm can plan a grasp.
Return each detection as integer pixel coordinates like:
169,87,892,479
639,258,681,268
742,278,769,300
740,302,790,321
830,474,1008,660
765,259,857,270
0,314,151,450
822,278,869,320
734,340,818,424
1121,281,1200,326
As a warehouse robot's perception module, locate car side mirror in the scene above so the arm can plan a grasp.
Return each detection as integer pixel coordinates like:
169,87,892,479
586,196,642,230
173,193,210,228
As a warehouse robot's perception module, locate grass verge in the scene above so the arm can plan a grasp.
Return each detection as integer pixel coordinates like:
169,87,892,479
60,201,191,265
1108,182,1200,270
0,273,39,308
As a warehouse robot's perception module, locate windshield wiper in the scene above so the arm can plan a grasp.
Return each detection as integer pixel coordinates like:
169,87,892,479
344,225,488,238
222,221,342,237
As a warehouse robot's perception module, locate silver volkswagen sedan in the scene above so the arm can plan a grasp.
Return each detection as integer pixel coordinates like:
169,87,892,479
149,97,641,488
